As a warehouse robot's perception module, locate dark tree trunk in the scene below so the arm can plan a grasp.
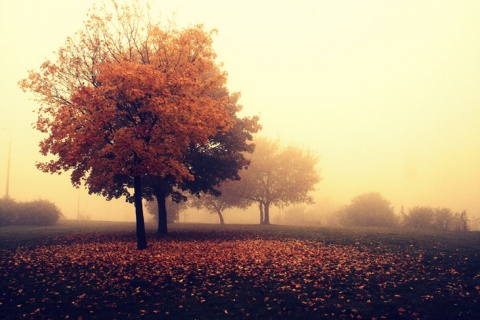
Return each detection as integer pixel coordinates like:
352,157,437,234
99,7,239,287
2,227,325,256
264,202,270,225
133,175,147,250
259,202,264,224
154,186,168,236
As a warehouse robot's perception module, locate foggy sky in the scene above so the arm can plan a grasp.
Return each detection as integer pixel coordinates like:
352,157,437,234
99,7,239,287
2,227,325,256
1,0,479,222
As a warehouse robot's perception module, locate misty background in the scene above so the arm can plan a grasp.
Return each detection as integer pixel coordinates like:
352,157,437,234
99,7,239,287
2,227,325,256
0,0,479,226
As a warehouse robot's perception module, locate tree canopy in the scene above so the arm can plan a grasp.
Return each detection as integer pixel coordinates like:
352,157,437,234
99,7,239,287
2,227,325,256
19,1,258,248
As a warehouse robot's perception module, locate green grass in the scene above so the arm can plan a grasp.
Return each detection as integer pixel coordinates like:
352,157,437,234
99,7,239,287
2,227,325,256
1,221,479,319
0,220,142,250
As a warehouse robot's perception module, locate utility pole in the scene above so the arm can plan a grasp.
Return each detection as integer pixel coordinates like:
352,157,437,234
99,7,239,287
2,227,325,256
77,188,81,220
5,135,11,199
1,128,11,199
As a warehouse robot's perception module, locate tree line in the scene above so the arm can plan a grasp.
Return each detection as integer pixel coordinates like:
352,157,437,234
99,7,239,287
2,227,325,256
290,192,471,232
338,192,471,232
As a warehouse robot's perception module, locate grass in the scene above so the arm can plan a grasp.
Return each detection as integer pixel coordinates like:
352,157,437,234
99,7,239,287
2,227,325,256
1,221,479,319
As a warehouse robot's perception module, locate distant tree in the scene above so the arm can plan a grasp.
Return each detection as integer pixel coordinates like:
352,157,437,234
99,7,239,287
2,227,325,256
240,138,321,225
19,2,243,249
190,178,252,224
339,192,398,228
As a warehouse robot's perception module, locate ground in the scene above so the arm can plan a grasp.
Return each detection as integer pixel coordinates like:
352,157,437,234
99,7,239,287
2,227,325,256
1,221,479,319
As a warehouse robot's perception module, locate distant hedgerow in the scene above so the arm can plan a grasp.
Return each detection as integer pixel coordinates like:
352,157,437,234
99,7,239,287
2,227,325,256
0,198,63,226
0,197,17,226
402,206,470,232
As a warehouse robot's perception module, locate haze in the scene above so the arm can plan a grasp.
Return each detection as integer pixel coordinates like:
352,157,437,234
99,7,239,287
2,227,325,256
1,0,479,224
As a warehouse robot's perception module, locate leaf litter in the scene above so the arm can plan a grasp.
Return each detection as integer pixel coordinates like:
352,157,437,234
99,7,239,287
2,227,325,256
1,230,479,319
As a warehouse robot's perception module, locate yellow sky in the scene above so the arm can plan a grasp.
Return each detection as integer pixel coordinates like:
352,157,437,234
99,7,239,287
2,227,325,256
1,0,479,222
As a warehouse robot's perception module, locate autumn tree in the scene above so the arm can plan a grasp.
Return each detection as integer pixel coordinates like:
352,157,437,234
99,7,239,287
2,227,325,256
85,84,259,236
240,137,321,225
190,178,252,224
19,1,243,249
338,192,398,228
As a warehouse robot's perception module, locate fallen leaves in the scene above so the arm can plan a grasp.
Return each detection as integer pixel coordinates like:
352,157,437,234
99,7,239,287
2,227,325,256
0,230,479,319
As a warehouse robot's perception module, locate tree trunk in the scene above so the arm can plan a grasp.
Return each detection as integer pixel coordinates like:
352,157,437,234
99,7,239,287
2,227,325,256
264,202,270,225
154,186,168,236
259,202,264,224
460,211,468,232
210,202,225,225
216,209,225,225
133,175,147,250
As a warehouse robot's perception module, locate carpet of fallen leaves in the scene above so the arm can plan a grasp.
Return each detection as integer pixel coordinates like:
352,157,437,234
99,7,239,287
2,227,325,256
1,228,479,319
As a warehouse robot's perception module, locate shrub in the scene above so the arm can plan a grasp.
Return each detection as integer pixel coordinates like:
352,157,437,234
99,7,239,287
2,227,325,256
0,198,63,226
403,206,435,230
0,197,17,226
338,192,398,228
452,210,469,232
402,206,470,232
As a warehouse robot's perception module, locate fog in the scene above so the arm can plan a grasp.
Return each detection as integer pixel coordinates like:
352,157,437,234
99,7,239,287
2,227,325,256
1,1,479,225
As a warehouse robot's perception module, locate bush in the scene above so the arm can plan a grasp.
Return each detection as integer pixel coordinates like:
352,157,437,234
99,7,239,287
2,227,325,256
403,206,435,230
0,197,17,226
452,211,469,232
402,206,470,232
0,197,63,226
338,192,398,228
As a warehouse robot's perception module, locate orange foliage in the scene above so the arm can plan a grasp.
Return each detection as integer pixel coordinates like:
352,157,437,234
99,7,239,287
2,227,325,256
19,3,233,188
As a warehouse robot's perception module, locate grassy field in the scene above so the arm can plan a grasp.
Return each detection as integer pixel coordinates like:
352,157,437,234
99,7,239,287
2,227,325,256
1,221,479,319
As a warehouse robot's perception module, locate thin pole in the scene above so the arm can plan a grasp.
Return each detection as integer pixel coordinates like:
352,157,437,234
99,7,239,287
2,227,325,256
4,130,11,199
77,188,80,220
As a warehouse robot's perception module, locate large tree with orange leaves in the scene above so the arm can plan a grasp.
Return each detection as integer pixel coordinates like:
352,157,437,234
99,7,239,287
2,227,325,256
19,2,246,249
